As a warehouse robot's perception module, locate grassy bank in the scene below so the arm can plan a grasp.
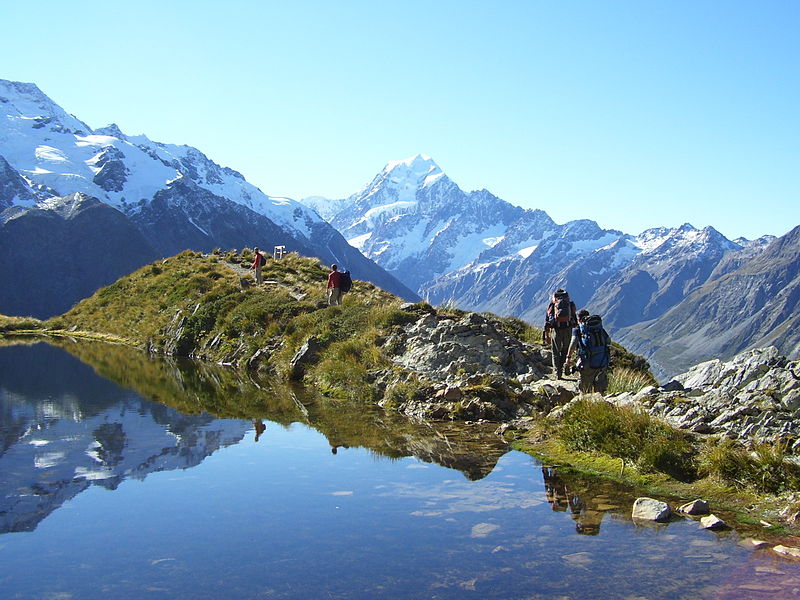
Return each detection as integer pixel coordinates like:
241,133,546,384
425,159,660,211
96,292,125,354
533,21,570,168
511,397,800,535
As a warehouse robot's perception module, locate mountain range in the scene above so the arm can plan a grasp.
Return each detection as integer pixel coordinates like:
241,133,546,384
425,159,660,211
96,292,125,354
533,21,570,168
0,79,418,317
303,155,799,379
1,79,797,379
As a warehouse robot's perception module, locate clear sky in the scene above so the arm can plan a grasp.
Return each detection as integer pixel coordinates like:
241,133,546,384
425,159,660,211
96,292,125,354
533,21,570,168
2,0,798,240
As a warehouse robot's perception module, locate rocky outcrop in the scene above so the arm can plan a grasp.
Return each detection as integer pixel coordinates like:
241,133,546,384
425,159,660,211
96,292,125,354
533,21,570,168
607,347,800,452
375,306,577,422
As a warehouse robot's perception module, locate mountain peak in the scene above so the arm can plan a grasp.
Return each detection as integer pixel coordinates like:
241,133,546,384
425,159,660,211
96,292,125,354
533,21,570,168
383,154,438,172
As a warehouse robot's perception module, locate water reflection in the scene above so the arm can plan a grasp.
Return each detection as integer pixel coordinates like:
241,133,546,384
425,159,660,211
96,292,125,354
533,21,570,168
2,342,800,598
0,340,509,534
0,342,250,533
543,466,604,535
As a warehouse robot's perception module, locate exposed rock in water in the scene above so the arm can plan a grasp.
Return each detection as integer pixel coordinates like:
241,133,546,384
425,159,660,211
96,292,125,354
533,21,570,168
631,497,671,522
700,514,728,530
677,499,710,515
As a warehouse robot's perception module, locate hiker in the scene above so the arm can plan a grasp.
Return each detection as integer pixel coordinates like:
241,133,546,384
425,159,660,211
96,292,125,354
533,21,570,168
326,264,342,306
566,311,611,394
249,247,265,285
544,288,578,379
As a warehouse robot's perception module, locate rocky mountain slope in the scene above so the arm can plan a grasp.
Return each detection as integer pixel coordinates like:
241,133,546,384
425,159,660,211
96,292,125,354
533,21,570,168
615,224,800,379
0,79,418,317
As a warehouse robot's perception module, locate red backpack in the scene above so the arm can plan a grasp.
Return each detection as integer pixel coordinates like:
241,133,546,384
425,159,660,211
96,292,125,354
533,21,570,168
549,291,574,328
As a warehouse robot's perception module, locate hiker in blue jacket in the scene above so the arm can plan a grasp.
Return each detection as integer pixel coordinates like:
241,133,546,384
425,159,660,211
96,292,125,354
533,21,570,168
566,311,611,394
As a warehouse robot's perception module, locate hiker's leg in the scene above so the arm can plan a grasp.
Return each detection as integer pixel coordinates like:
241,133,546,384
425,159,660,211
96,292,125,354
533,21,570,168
593,367,608,393
579,367,595,393
552,327,570,377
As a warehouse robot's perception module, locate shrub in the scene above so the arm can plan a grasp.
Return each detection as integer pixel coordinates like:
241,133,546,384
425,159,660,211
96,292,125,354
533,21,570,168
311,336,384,401
559,398,696,480
750,442,800,493
697,438,753,486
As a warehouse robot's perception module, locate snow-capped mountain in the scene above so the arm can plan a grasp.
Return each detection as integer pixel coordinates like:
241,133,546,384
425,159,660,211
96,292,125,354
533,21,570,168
306,154,556,290
306,155,797,377
0,79,418,317
615,225,800,380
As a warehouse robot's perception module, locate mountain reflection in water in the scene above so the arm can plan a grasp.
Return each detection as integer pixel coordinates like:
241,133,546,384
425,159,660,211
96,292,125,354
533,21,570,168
0,340,508,534
3,340,800,599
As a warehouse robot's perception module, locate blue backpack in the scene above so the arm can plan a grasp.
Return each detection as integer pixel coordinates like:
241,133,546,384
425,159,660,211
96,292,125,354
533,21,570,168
579,315,610,369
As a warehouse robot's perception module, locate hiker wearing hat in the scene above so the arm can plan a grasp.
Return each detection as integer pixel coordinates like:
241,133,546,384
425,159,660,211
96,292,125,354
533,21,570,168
544,288,578,379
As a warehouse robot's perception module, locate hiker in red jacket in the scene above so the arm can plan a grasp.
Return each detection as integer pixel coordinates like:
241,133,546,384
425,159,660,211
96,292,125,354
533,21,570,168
327,264,342,306
249,247,264,285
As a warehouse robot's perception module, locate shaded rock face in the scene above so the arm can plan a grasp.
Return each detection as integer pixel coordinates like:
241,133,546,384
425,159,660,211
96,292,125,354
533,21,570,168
0,194,159,318
92,147,128,192
609,347,800,452
0,155,40,210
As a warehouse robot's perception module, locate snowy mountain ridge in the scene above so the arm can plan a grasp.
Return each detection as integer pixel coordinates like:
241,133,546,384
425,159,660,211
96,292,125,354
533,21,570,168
0,79,321,239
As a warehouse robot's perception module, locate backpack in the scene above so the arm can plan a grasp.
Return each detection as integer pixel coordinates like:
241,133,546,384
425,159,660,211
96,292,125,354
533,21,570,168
549,291,574,328
339,270,352,293
578,315,610,369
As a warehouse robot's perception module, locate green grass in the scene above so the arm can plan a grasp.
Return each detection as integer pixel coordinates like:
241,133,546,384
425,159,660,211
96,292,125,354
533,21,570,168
0,314,43,333
606,366,658,394
558,398,696,481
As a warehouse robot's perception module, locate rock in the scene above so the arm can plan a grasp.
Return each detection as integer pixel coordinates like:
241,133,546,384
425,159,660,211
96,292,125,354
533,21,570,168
677,499,710,515
660,380,684,392
434,386,463,401
632,497,671,522
739,538,770,549
289,336,322,381
773,545,800,559
700,514,728,530
779,504,800,525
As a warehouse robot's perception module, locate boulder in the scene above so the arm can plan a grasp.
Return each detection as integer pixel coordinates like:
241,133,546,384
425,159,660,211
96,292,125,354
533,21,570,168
289,336,322,381
773,545,800,559
700,514,728,530
677,499,710,515
632,497,671,522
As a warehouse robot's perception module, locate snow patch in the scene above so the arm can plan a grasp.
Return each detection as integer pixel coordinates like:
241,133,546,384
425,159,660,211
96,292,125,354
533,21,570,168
348,232,372,249
34,146,68,162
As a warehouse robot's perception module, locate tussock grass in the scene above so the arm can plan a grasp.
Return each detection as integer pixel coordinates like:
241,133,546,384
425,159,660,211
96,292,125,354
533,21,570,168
698,438,800,493
607,366,657,394
559,398,696,481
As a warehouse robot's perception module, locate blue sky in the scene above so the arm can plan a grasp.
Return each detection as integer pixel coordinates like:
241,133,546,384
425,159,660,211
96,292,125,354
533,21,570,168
2,0,798,240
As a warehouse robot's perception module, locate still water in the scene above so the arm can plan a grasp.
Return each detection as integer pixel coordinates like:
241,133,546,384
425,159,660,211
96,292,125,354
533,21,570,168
2,341,800,599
